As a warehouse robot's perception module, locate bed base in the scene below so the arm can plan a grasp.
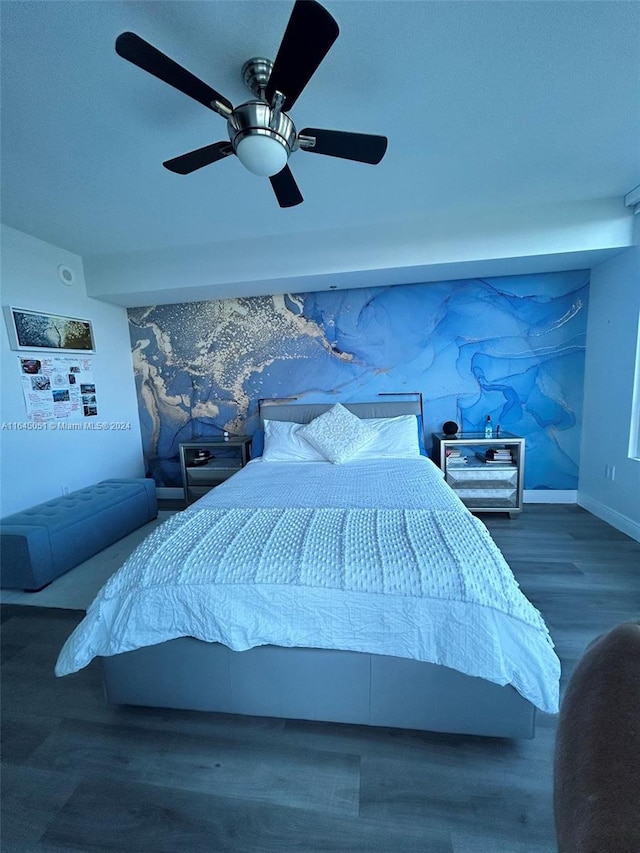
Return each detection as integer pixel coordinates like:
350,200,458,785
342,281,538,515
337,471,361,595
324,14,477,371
101,640,536,739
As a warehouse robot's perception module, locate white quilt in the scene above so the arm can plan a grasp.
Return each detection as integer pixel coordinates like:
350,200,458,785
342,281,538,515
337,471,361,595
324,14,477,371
55,457,560,713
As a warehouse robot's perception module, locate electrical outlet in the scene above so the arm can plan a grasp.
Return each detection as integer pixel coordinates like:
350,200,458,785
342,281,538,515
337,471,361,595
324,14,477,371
61,485,70,495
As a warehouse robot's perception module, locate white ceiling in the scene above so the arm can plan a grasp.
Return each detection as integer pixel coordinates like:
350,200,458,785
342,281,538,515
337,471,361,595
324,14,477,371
1,0,639,304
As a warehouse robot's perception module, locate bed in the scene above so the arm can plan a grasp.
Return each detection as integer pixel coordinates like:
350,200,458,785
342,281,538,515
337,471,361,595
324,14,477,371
56,398,560,738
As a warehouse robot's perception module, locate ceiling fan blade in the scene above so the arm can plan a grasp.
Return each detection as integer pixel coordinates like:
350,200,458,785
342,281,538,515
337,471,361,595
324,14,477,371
265,0,339,112
269,165,303,208
300,128,388,165
115,32,233,115
163,142,234,175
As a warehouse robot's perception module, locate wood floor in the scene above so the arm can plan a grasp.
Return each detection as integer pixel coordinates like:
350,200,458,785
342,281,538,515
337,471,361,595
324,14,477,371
1,505,638,852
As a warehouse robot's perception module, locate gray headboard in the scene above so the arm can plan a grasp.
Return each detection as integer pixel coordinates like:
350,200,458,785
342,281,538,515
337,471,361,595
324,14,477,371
258,395,425,448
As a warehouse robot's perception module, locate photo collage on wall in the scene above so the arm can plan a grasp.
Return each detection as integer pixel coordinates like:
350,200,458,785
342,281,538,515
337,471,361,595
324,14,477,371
19,355,98,421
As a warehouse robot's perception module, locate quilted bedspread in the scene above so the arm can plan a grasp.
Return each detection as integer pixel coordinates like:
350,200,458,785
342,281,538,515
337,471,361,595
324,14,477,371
55,458,560,713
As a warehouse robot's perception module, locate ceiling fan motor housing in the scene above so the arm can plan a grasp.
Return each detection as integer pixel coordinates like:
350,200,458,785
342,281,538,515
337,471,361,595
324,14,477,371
227,101,298,175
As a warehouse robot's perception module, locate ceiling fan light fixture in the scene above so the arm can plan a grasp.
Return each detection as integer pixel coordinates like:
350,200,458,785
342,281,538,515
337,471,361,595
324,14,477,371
235,133,289,177
229,101,297,177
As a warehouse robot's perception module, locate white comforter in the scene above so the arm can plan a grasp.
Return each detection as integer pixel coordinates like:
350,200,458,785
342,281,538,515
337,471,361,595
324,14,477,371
56,457,560,713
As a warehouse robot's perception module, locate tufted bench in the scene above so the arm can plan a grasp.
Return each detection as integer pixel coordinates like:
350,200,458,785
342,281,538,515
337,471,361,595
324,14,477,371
0,479,158,591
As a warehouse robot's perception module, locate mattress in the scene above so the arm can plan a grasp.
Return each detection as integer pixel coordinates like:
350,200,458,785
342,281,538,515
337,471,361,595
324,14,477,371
55,457,560,713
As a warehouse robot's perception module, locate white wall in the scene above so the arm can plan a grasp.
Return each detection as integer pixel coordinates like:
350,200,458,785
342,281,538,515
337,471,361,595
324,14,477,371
0,225,145,516
85,197,633,307
578,217,640,541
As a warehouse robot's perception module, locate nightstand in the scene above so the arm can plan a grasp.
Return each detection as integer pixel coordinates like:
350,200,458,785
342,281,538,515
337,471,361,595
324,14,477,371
431,432,525,516
179,436,252,506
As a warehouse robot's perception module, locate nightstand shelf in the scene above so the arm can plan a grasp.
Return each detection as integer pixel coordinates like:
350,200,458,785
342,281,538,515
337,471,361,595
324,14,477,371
179,437,252,506
431,432,525,516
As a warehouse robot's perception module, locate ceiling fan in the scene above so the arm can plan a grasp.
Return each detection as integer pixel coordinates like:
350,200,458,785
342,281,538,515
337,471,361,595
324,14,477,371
115,0,388,208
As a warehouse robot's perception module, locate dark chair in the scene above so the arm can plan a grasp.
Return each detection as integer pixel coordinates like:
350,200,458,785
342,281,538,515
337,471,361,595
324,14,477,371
554,622,640,852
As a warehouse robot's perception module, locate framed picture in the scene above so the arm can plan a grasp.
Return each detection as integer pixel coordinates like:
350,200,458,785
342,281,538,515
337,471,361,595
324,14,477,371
3,306,95,352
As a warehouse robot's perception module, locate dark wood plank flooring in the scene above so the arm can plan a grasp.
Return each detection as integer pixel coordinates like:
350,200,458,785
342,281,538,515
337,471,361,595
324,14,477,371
1,505,639,852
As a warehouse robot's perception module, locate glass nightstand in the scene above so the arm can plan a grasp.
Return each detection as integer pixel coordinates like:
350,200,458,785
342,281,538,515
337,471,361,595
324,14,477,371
179,436,252,506
431,432,525,516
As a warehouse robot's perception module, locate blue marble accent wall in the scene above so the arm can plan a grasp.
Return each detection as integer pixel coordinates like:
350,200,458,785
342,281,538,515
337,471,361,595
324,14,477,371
128,270,589,490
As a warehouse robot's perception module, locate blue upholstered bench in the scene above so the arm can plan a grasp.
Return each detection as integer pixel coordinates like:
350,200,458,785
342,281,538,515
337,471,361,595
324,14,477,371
0,479,158,591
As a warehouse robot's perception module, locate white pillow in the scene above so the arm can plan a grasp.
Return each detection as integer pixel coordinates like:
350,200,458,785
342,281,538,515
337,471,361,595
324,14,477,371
356,415,422,459
261,419,326,462
297,403,376,464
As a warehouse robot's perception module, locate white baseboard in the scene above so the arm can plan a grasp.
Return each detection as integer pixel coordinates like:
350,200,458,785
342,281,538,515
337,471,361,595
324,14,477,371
577,493,640,543
524,490,577,504
156,487,184,500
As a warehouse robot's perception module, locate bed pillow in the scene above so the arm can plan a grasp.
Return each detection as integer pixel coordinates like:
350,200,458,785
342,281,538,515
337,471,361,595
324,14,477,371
297,403,376,464
261,419,326,462
355,415,422,459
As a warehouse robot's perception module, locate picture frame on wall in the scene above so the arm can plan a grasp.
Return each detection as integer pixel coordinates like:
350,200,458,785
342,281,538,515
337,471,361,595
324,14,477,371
3,306,95,353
